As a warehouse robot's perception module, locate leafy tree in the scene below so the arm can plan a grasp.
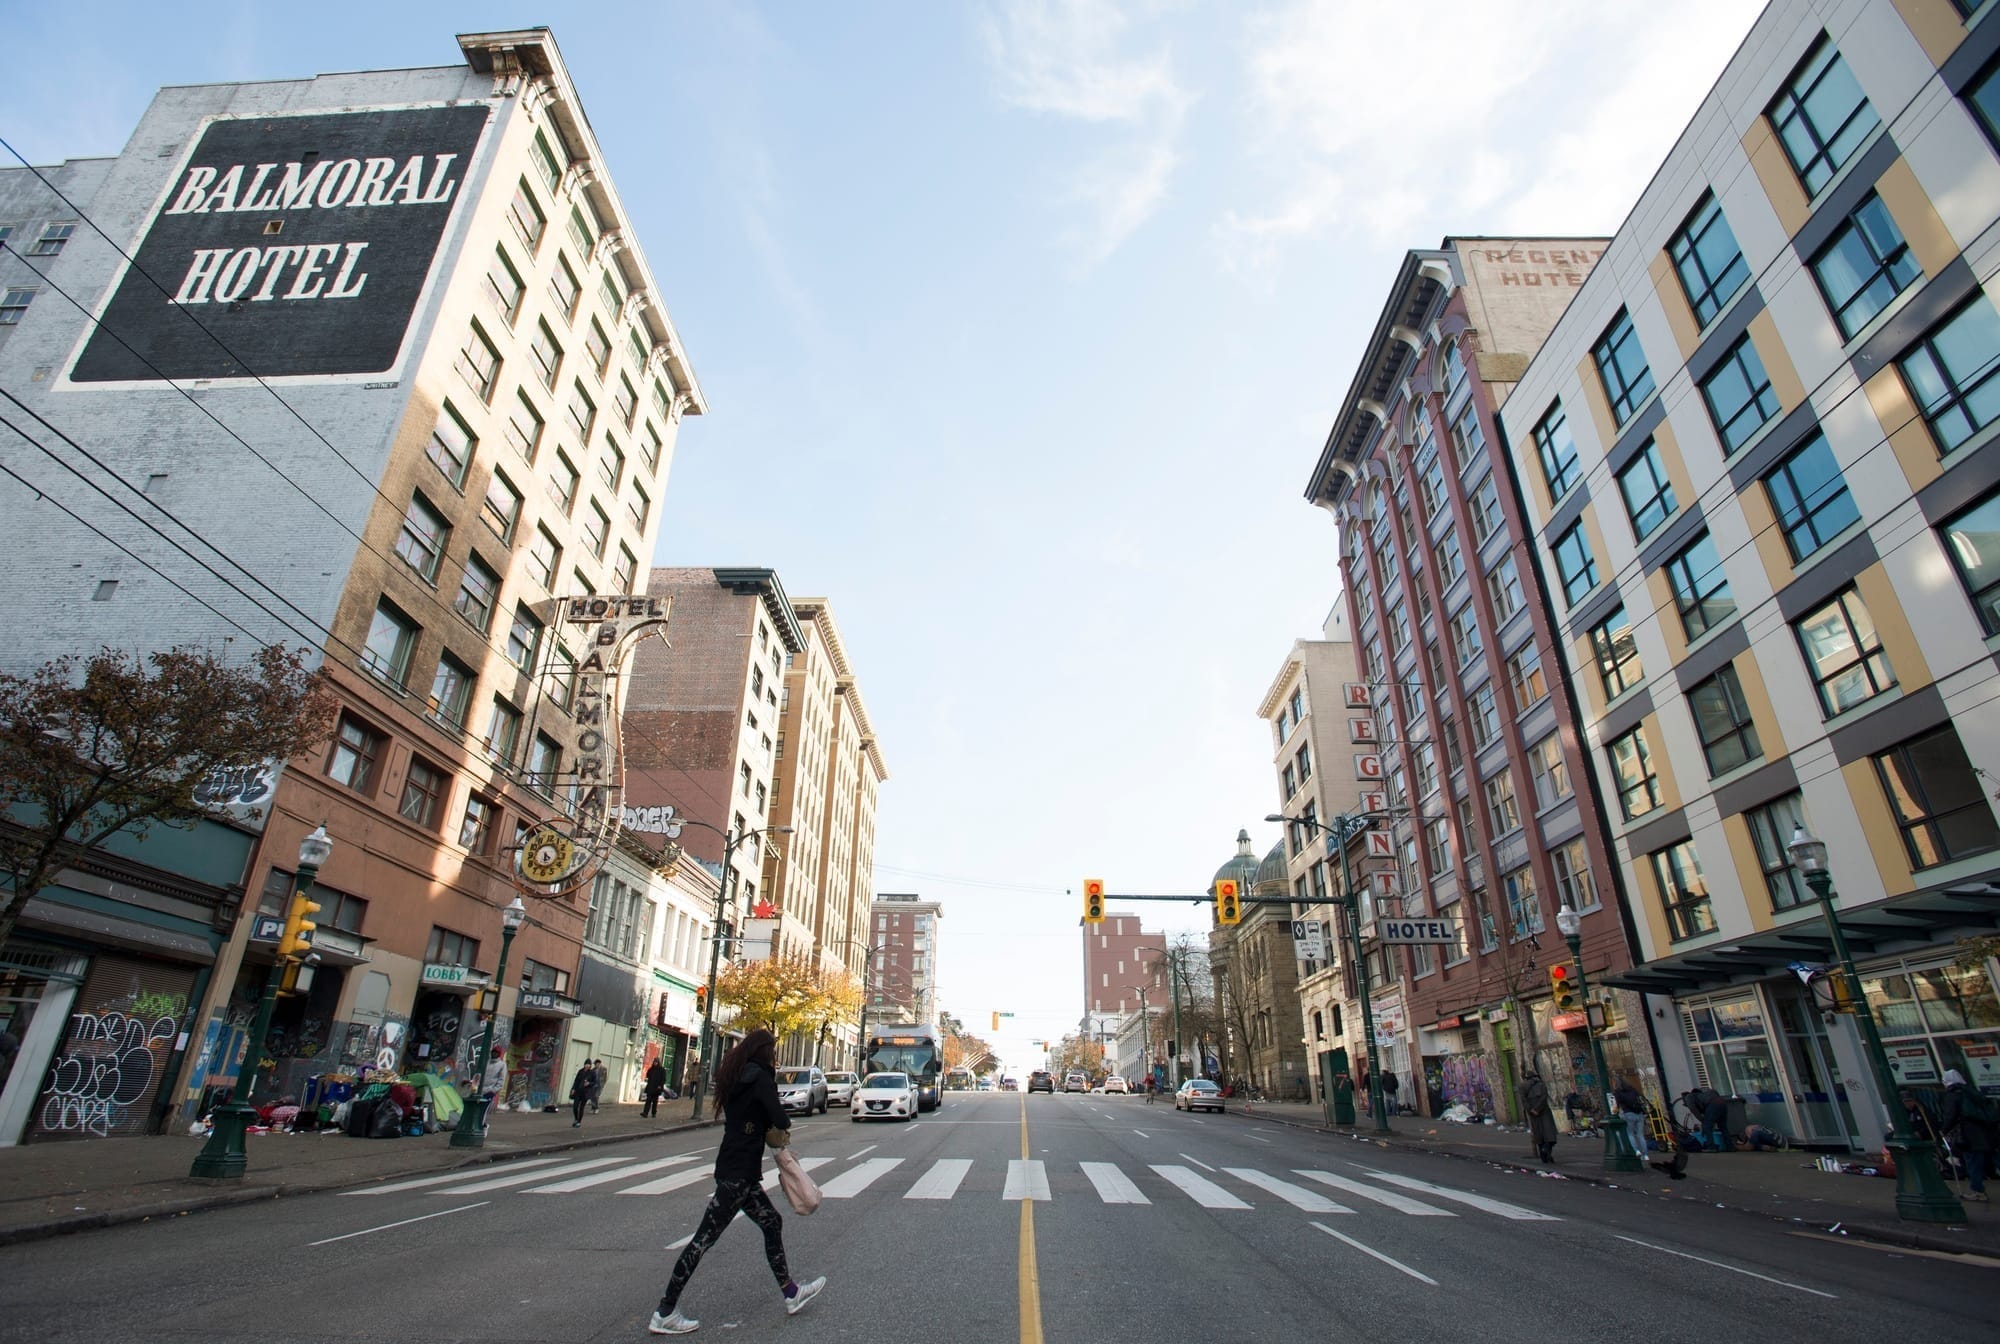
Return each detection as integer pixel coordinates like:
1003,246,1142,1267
719,952,862,1046
0,644,336,950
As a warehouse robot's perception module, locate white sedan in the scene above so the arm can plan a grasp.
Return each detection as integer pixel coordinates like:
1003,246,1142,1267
824,1071,858,1107
851,1071,920,1122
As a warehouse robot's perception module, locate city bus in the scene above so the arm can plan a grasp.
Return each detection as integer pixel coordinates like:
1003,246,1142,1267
865,1025,944,1112
943,1068,976,1091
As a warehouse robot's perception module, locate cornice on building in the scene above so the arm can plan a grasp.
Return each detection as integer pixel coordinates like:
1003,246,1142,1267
709,567,807,653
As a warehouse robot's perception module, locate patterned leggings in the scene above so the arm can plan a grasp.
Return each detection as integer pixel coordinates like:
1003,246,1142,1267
658,1178,790,1315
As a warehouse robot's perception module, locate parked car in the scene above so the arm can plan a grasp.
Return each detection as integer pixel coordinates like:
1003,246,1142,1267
1175,1079,1224,1113
851,1071,919,1122
1000,1077,1020,1092
776,1066,828,1115
824,1071,858,1107
1064,1071,1088,1093
1103,1076,1129,1094
1027,1071,1055,1094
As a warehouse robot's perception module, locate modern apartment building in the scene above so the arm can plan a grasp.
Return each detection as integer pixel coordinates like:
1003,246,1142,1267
0,28,705,1138
1499,0,2000,1148
1303,238,1658,1124
870,893,942,1029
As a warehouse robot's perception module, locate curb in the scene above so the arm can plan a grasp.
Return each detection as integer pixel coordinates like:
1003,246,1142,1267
0,1117,716,1248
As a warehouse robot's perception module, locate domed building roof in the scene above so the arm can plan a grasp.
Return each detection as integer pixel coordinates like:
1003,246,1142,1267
1211,828,1261,889
1252,841,1288,895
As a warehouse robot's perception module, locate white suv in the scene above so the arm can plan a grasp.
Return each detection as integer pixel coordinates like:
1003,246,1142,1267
1063,1072,1088,1093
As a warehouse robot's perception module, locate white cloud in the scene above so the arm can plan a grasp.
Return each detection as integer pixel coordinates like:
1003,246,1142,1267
1218,0,1763,269
982,0,1193,260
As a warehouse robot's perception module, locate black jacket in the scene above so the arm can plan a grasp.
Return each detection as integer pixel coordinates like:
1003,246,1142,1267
645,1063,669,1095
715,1060,788,1182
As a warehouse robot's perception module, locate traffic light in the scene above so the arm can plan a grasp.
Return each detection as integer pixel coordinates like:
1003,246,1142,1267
1215,878,1242,925
695,985,710,1017
1083,878,1106,924
277,884,321,960
1549,963,1580,1013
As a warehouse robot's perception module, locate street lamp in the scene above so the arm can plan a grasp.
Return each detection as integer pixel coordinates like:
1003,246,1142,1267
1552,905,1644,1172
450,895,527,1149
1137,945,1186,1087
684,819,793,1121
1269,811,1390,1135
191,825,333,1180
1787,824,1965,1223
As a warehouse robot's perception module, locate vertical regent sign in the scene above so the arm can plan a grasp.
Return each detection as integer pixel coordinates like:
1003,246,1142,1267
71,105,490,382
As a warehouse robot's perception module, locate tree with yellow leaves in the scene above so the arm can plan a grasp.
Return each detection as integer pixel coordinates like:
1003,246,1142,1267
717,952,864,1052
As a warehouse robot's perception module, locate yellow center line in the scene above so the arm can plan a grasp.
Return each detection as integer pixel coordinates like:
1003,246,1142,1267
1018,1094,1045,1344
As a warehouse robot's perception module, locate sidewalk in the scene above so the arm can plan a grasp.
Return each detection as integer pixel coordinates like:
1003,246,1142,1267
0,1102,713,1247
1231,1097,2000,1257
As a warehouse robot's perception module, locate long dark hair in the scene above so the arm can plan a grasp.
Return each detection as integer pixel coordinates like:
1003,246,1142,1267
713,1028,777,1116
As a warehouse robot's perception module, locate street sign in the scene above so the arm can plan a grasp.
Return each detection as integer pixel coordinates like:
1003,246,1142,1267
1290,920,1327,961
1377,916,1459,944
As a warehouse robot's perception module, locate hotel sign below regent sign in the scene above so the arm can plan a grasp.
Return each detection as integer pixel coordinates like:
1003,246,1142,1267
71,104,490,384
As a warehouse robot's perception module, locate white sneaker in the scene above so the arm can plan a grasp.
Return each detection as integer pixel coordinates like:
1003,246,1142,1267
648,1310,698,1335
784,1277,826,1316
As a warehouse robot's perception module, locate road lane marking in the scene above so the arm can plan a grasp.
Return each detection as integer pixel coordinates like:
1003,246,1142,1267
850,1145,878,1158
620,1166,718,1196
820,1157,904,1197
1005,1159,1052,1200
1019,1095,1045,1344
762,1155,833,1193
1311,1222,1438,1285
1294,1170,1454,1215
419,1155,634,1195
526,1154,701,1193
1132,1130,1150,1138
310,1202,489,1245
1350,1167,1559,1220
1080,1162,1151,1204
1179,1153,1216,1171
1226,1167,1348,1212
905,1158,974,1200
1614,1236,1837,1298
1150,1164,1251,1209
340,1157,567,1195
1248,1135,1273,1143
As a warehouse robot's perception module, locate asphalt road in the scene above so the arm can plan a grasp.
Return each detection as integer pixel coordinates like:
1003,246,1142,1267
0,1092,1991,1343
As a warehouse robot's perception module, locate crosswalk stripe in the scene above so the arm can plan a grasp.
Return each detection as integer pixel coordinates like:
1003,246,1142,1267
1350,1167,1559,1220
1293,1170,1454,1216
435,1155,636,1195
1003,1159,1051,1201
341,1156,569,1196
1080,1162,1149,1204
763,1156,834,1192
1225,1167,1348,1212
620,1165,719,1196
1150,1164,1250,1209
820,1157,904,1198
528,1154,701,1193
904,1158,973,1200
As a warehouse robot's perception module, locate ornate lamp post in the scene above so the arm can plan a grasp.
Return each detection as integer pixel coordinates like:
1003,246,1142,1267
450,895,527,1149
191,825,333,1180
1787,825,1965,1223
1552,905,1644,1172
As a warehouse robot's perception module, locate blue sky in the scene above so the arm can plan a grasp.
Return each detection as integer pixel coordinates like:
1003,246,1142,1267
2,1,1762,1074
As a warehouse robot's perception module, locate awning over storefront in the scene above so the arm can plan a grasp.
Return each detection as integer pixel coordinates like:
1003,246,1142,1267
1605,882,2000,995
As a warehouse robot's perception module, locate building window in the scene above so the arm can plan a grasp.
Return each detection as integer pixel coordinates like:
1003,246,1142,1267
429,653,474,729
548,645,577,711
1296,741,1313,784
1506,643,1547,714
394,493,449,582
425,926,480,969
1968,50,2000,150
1486,554,1525,622
549,450,580,516
528,733,561,796
399,757,448,828
1527,734,1572,809
508,178,546,252
1665,532,1735,641
1552,838,1597,912
599,271,623,321
628,482,651,533
1483,769,1521,835
614,374,640,428
1616,439,1677,540
1688,664,1763,776
1504,865,1543,940
1745,792,1812,911
1651,840,1716,942
1768,38,1880,195
585,318,612,374
28,222,75,256
1417,446,1448,520
584,500,611,559
1606,725,1661,821
1668,192,1750,327
1762,431,1859,562
1469,476,1503,544
527,526,561,591
506,604,543,673
1896,296,2000,455
485,697,524,765
613,545,637,593
1450,603,1483,666
1532,402,1581,500
1943,488,2000,633
1591,605,1643,701
454,554,500,633
1469,682,1501,750
1795,587,1896,717
566,382,597,442
598,441,626,491
531,129,564,193
0,288,33,324
1436,528,1464,588
505,390,544,463
426,403,475,488
1811,194,1920,339
361,599,419,687
549,252,582,321
530,320,563,390
481,470,522,543
1874,724,2000,869
1699,333,1780,453
1593,309,1656,424
1388,601,1411,651
454,322,500,402
326,714,383,793
1451,403,1486,472
1552,522,1597,607
484,246,525,326
568,205,594,258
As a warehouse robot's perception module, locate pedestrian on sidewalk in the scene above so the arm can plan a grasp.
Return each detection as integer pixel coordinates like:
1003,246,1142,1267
570,1062,596,1128
1521,1068,1558,1165
649,1027,824,1336
1940,1069,1996,1202
480,1053,507,1130
644,1059,669,1118
1381,1070,1400,1118
592,1058,609,1112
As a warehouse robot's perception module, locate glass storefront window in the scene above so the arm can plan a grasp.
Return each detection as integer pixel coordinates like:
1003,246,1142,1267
1914,964,2000,1032
1860,971,1926,1036
1863,958,2000,1102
